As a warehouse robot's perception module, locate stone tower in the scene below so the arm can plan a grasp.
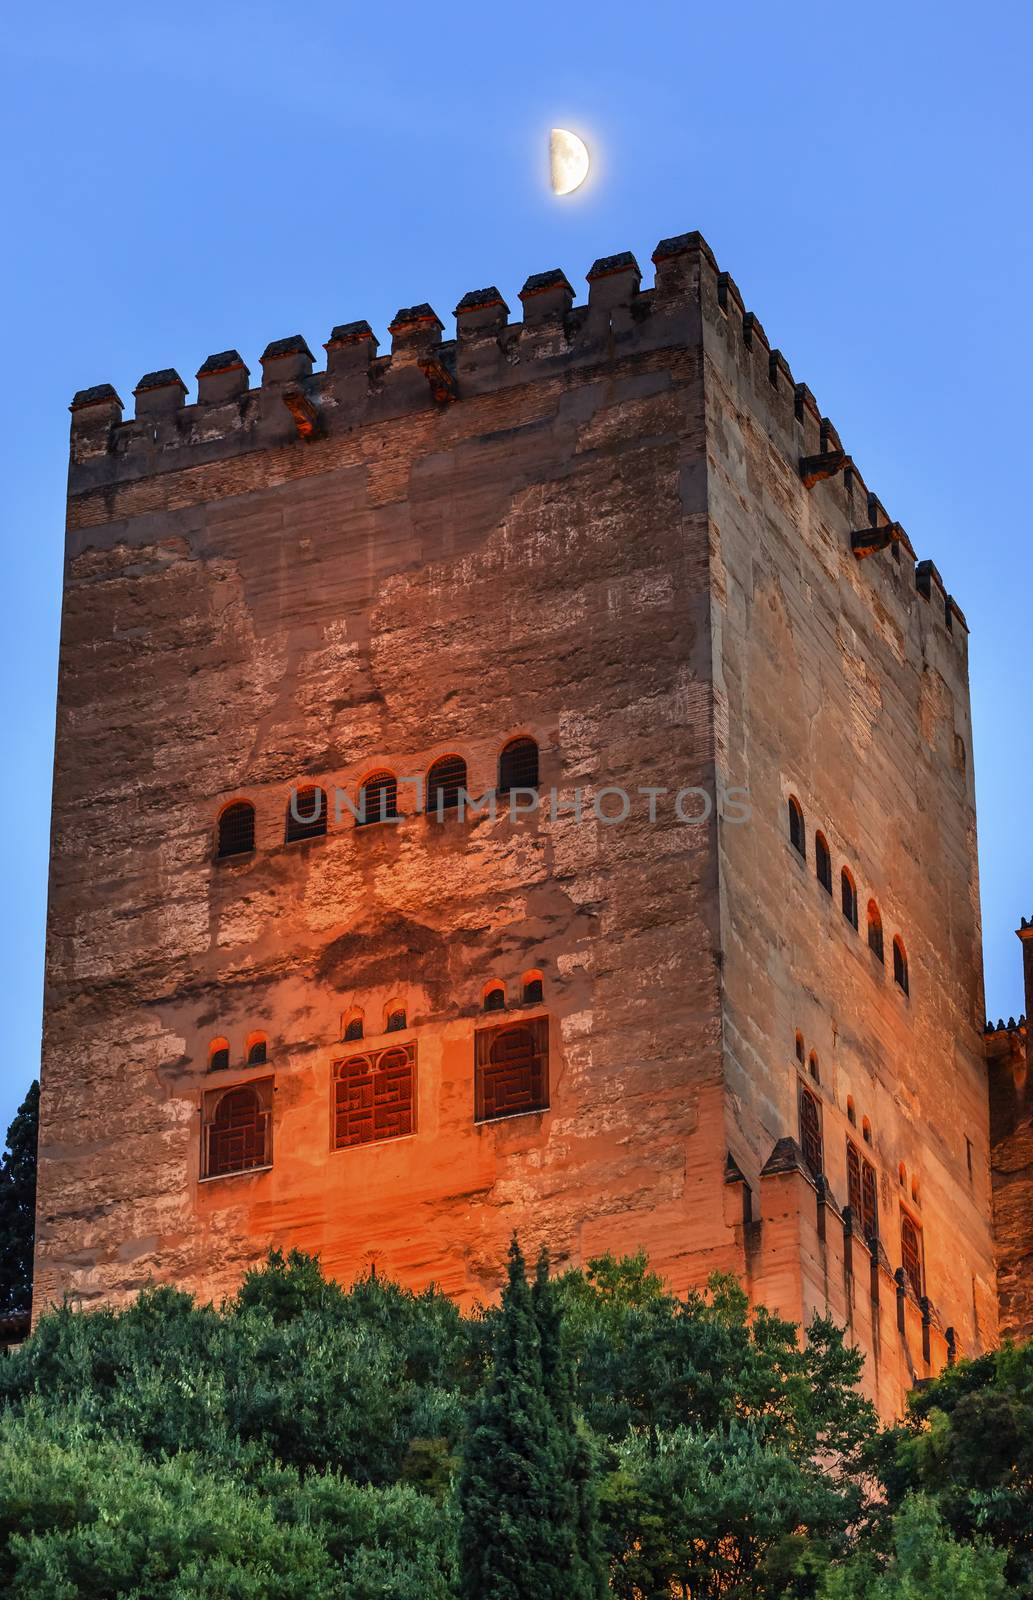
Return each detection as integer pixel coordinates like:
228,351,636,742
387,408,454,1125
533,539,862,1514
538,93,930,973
37,230,996,1417
986,920,1033,1338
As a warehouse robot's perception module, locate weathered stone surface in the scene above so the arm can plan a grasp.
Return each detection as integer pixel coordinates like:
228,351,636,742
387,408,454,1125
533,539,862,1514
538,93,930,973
37,233,997,1417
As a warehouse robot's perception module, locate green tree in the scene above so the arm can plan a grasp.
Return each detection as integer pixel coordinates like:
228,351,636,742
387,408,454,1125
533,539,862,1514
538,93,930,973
818,1494,1012,1600
0,1080,39,1319
873,1343,1033,1593
457,1238,603,1600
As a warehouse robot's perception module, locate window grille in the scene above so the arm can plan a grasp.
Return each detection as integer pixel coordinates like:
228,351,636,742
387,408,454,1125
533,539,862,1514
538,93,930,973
498,737,539,794
285,786,327,844
203,1084,271,1177
333,1045,415,1149
385,1009,407,1033
847,1141,879,1239
799,1087,823,1179
427,756,467,814
475,1018,548,1122
358,772,399,826
218,802,255,859
901,1214,923,1297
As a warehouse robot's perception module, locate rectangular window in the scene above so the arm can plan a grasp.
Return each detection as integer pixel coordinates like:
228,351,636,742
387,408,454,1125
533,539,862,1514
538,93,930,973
333,1043,416,1149
475,1017,549,1122
202,1079,273,1178
846,1140,878,1239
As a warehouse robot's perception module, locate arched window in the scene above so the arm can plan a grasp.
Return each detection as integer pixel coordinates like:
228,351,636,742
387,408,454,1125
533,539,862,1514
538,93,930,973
815,832,832,894
901,1214,923,1297
358,771,399,826
246,1033,267,1067
799,1087,823,1180
847,1095,856,1126
498,737,540,794
333,1044,415,1148
427,755,467,816
208,1037,230,1073
342,1009,364,1043
795,1032,805,1065
522,971,544,1006
483,982,506,1012
911,1175,921,1205
862,1117,873,1146
285,785,327,844
204,1084,271,1177
808,1050,820,1084
893,936,910,995
841,867,858,930
475,1018,549,1121
788,796,806,859
217,801,255,859
867,901,884,962
385,1007,407,1033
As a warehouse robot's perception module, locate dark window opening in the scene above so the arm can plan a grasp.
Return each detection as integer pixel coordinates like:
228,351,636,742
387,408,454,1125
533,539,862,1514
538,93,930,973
847,1140,879,1240
475,1018,549,1122
841,868,858,930
815,833,832,894
484,986,506,1012
788,797,806,859
204,1084,271,1177
808,1051,820,1084
893,937,910,995
867,902,884,962
218,802,255,859
427,755,468,815
522,977,544,1005
343,1017,364,1042
333,1045,415,1149
209,1045,230,1073
386,1009,407,1033
799,1087,823,1180
246,1039,267,1066
498,737,540,794
358,772,399,826
795,1032,805,1064
901,1215,923,1297
285,786,328,844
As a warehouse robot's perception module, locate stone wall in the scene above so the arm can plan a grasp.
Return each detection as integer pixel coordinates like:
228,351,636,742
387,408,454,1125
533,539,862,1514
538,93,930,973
37,230,998,1413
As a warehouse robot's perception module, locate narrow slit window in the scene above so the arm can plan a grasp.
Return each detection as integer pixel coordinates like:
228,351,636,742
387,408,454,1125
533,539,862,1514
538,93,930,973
815,832,832,894
788,796,806,859
893,937,910,995
799,1087,823,1180
867,901,884,962
841,868,858,930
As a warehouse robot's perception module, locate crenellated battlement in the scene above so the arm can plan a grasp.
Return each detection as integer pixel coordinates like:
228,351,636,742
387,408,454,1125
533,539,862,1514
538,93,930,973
67,229,964,640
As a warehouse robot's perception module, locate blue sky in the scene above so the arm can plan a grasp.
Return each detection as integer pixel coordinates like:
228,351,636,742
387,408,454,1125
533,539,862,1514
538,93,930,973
0,1,1029,1137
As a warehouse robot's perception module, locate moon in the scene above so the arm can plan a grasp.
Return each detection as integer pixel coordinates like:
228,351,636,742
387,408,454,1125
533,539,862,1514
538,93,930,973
550,128,590,196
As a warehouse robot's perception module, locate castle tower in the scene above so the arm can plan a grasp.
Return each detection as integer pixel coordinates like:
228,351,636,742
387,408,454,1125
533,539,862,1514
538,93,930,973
986,920,1033,1338
37,232,996,1416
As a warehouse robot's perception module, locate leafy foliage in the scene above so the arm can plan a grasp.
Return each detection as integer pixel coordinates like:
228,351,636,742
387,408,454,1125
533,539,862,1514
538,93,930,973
0,1245,1024,1597
0,1081,38,1318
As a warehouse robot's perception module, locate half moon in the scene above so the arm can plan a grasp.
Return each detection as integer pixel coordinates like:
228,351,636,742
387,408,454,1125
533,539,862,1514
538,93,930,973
550,128,590,196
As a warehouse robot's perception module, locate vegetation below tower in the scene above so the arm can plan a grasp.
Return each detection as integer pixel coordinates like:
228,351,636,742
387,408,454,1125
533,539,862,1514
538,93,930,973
0,1245,1027,1597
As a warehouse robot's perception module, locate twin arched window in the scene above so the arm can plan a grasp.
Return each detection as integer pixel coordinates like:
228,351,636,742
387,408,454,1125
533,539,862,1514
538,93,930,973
285,786,327,844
